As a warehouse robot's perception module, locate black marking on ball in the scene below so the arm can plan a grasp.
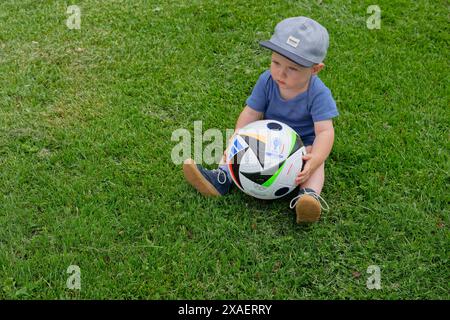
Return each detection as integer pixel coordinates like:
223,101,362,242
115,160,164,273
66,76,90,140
274,187,290,197
267,122,283,131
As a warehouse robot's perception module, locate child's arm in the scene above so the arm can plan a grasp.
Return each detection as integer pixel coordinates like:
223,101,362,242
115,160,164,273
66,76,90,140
235,105,264,131
295,120,335,185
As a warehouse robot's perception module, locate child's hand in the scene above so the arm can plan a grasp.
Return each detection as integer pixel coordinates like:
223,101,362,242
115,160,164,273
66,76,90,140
295,153,317,185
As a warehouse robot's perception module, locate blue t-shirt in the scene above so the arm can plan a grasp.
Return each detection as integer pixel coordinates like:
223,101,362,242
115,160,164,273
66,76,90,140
246,70,338,146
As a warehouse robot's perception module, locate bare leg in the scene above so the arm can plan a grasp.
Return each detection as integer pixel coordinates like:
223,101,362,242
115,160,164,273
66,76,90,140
300,162,324,195
294,145,326,223
299,145,325,194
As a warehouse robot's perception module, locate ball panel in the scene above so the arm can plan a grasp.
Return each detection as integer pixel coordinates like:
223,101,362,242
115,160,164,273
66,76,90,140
240,170,271,185
229,148,248,191
241,134,266,168
261,160,286,187
274,146,306,188
239,174,271,200
287,131,304,157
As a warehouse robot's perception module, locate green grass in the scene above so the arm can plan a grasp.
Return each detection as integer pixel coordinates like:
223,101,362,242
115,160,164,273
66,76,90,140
0,0,448,299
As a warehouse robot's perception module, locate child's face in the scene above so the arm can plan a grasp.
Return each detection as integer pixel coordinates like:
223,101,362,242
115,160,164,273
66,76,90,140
270,52,323,91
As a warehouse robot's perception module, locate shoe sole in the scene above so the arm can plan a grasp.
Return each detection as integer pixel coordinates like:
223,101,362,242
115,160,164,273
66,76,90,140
296,195,321,223
183,159,220,196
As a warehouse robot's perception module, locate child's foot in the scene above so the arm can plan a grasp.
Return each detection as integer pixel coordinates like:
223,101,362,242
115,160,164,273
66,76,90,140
183,158,232,196
289,188,329,223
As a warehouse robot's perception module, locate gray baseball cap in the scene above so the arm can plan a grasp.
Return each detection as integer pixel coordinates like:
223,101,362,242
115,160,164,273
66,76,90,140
260,16,329,67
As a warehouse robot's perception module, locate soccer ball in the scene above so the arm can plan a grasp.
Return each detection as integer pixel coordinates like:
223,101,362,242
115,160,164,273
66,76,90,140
225,120,306,200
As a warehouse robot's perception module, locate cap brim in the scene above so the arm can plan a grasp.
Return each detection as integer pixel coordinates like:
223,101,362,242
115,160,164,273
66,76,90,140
259,41,314,67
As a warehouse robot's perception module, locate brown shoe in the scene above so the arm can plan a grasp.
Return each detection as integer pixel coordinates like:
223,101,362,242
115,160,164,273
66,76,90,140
182,158,232,196
289,188,329,223
295,194,321,223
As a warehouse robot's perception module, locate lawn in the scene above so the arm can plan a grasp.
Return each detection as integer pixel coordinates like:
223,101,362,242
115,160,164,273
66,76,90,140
0,0,448,299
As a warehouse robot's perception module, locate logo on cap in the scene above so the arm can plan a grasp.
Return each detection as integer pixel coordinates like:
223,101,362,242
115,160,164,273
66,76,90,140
286,35,300,48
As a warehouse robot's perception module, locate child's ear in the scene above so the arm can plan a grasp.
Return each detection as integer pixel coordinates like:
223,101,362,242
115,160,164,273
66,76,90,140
311,63,325,75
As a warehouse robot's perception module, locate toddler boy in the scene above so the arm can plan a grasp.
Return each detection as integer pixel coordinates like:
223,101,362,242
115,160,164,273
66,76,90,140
183,16,338,223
